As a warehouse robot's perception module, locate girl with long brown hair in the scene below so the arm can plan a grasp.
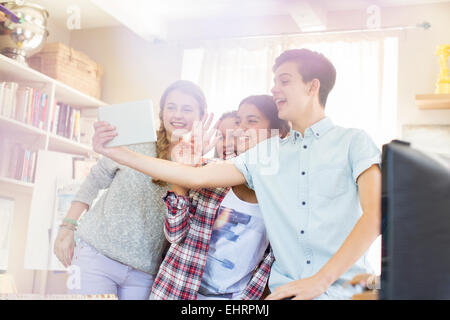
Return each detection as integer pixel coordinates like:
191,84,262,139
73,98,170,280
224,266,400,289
53,80,207,299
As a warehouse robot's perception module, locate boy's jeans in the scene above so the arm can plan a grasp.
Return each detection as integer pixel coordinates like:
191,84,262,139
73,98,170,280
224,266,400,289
68,240,154,300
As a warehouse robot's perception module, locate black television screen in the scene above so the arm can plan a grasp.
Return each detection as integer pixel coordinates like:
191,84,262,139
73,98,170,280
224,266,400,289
380,140,450,299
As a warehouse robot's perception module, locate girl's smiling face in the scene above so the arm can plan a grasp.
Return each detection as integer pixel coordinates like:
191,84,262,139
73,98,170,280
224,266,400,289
235,103,271,154
162,89,203,139
215,116,240,160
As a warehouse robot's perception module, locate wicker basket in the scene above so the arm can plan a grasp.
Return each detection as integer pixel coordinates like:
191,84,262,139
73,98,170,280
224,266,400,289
28,42,103,99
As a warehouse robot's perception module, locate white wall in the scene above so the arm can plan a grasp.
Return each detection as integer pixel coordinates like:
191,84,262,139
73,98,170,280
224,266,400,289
46,16,71,44
70,26,183,106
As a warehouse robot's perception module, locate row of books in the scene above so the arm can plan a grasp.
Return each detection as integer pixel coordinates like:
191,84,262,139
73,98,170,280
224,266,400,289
0,82,82,143
0,82,51,130
51,103,81,143
0,137,38,183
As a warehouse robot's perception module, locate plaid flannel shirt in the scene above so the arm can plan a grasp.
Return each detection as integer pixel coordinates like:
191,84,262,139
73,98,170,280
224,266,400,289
150,163,274,300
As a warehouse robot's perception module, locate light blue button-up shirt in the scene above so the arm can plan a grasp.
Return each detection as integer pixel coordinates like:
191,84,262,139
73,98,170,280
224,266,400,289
232,117,381,299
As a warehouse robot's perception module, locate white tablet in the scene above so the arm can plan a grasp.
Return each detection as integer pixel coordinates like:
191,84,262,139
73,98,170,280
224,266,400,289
98,100,157,147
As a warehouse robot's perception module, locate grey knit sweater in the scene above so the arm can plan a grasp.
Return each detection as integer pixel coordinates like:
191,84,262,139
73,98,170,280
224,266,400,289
73,143,169,275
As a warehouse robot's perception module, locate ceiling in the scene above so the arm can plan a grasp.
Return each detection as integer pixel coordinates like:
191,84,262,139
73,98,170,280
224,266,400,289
27,0,450,41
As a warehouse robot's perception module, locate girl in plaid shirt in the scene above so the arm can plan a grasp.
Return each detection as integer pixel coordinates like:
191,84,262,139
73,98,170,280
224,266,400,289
149,95,289,300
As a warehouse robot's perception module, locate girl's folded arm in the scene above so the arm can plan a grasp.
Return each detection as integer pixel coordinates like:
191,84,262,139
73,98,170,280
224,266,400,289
163,191,192,244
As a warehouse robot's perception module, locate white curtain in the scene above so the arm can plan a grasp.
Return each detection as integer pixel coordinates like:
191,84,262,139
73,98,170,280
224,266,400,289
181,35,398,148
182,35,399,275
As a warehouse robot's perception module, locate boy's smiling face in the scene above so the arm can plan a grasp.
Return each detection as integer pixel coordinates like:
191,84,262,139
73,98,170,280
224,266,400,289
271,61,317,122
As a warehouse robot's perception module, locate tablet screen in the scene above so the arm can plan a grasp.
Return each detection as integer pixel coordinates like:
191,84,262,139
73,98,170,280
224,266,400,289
98,100,157,147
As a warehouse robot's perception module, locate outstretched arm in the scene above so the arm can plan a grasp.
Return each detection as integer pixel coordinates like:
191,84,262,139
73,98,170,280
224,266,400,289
118,148,245,189
93,121,246,189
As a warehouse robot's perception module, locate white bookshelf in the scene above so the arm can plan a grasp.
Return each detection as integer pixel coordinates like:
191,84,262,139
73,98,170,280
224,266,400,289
0,53,106,193
0,2,116,294
0,53,105,108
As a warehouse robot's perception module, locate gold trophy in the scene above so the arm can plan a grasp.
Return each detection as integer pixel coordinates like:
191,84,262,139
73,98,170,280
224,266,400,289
435,44,450,94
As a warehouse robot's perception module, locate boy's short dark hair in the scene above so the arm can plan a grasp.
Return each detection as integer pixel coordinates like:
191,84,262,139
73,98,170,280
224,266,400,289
273,49,336,107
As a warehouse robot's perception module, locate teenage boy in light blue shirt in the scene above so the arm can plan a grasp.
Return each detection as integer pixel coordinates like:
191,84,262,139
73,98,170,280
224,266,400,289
231,49,381,299
93,49,382,300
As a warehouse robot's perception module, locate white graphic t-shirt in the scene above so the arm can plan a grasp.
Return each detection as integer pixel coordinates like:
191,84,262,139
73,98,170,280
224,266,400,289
197,188,269,300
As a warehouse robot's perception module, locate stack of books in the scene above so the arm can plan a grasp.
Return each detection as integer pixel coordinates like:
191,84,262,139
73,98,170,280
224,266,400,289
0,82,51,130
0,137,38,183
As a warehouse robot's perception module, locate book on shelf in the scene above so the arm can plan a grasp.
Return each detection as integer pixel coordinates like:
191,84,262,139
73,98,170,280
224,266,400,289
32,89,40,128
0,82,50,130
56,102,65,137
15,87,28,123
0,137,38,183
50,102,57,132
66,105,73,139
0,82,18,119
73,110,81,142
39,92,48,130
52,103,82,143
50,101,59,135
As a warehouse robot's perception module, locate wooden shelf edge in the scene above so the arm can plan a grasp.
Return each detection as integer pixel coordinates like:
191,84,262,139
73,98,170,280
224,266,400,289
48,133,93,155
0,116,95,156
0,176,35,195
0,115,48,136
54,80,106,108
415,94,450,110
